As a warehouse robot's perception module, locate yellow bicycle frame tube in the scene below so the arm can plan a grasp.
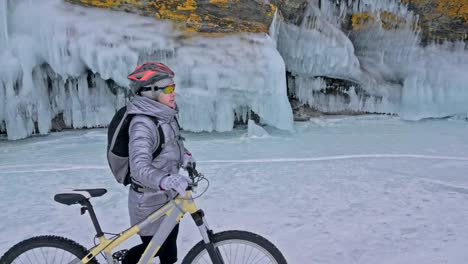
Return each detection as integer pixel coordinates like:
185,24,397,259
80,191,199,264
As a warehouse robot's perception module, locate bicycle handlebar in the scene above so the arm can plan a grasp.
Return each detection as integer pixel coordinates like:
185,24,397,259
165,166,205,199
186,165,200,191
187,166,199,179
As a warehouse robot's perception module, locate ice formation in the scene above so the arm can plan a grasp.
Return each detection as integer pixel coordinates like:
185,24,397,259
247,119,269,137
278,0,468,118
170,35,292,133
1,0,467,140
0,0,293,139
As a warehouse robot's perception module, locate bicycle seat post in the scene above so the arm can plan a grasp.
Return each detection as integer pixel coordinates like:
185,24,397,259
81,199,104,238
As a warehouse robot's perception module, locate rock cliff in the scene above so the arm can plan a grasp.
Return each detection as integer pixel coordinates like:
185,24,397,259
67,0,467,43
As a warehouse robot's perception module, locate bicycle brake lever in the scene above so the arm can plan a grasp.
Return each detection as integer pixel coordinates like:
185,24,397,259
187,166,199,178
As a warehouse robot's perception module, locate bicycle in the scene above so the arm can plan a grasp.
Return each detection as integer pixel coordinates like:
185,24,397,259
0,167,287,264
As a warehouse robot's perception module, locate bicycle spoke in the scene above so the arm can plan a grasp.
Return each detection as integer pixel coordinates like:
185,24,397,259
199,252,211,264
59,247,66,264
226,242,230,263
13,255,26,264
220,245,230,264
39,247,48,263
233,243,238,264
244,244,255,263
24,251,34,264
9,247,80,264
252,254,269,264
1,236,94,264
248,248,260,264
31,249,40,263
191,239,280,264
241,244,250,263
53,248,59,263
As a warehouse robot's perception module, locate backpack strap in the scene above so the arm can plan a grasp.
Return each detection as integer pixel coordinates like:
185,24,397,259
174,116,181,130
173,116,186,141
148,116,165,160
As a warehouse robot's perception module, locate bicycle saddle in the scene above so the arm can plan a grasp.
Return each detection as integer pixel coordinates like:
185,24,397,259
54,188,107,205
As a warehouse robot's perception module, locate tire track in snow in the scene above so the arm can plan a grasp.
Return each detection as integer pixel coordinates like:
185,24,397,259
199,154,468,164
0,154,467,174
0,165,108,173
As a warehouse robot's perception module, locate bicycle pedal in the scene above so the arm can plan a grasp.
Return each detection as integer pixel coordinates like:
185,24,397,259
112,249,128,261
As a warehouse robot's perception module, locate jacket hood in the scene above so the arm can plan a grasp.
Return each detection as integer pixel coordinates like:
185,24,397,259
126,96,178,122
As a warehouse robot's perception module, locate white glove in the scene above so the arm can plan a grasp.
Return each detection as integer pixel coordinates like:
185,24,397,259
181,151,196,170
159,174,191,196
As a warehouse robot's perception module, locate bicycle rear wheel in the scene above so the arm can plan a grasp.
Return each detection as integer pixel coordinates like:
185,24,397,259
0,235,98,264
182,230,287,264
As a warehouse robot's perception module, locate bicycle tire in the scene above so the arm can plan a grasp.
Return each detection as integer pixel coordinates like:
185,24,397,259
0,235,99,264
182,230,287,264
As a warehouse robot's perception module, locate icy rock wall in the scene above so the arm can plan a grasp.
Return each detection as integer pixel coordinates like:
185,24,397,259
0,0,293,140
346,0,468,119
278,0,468,118
277,1,398,114
0,63,123,140
168,35,292,132
401,42,468,120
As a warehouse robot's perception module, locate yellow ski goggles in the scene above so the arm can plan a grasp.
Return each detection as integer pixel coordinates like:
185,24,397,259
159,84,175,94
140,84,175,94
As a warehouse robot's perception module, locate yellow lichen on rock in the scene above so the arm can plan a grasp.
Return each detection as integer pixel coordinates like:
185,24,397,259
176,0,197,11
266,4,277,17
351,13,374,31
435,1,468,20
351,10,413,31
399,0,467,42
208,0,230,8
66,0,278,34
128,0,144,7
380,11,406,30
75,0,119,8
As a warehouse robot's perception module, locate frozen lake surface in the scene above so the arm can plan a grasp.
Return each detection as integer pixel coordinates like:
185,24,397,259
1,116,468,263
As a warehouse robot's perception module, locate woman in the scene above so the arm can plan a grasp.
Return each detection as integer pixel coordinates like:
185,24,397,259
122,62,195,264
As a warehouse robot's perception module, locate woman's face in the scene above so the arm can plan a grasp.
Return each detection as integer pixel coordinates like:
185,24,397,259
157,89,176,109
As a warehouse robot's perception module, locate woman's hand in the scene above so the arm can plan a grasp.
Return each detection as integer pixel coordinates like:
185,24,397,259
159,174,191,196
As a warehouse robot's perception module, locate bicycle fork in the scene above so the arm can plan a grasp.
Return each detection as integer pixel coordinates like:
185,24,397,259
191,210,225,264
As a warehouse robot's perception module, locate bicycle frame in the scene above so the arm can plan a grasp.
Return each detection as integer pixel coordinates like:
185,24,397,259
2,169,284,264
77,190,202,264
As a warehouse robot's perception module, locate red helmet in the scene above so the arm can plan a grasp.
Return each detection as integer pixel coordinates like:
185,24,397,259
127,62,174,93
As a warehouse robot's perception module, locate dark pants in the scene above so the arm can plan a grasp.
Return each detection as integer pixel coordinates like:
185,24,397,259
122,224,179,264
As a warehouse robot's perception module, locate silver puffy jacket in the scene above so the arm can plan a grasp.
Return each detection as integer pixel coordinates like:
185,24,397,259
126,96,186,236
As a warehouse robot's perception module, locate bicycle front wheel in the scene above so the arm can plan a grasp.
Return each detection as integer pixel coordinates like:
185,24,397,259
182,230,287,264
0,235,98,264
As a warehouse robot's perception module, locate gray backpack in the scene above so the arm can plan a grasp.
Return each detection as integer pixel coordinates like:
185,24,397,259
107,106,164,185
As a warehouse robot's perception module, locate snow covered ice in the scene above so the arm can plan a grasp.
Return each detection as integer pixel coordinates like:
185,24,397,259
1,117,468,263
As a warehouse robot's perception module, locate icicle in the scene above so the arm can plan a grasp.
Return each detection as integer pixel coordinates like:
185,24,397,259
268,8,280,46
0,0,8,47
